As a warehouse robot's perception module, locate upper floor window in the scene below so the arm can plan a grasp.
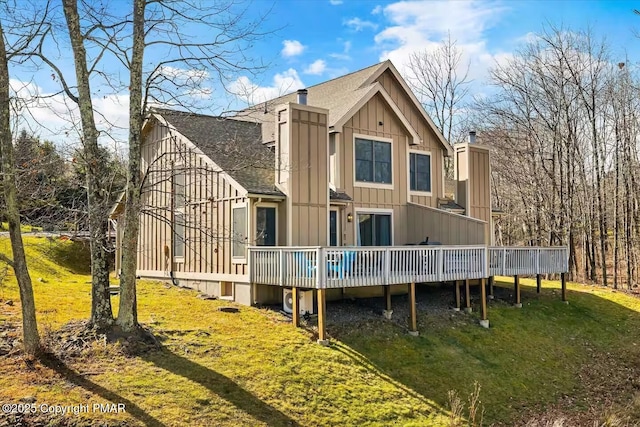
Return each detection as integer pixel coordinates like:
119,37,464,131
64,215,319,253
409,152,431,193
355,137,392,184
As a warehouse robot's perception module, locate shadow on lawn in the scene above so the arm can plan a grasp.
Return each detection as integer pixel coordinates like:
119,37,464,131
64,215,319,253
329,281,640,424
41,353,166,427
141,345,299,427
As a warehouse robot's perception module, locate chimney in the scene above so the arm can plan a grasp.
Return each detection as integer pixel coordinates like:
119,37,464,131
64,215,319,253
297,89,308,105
468,131,476,144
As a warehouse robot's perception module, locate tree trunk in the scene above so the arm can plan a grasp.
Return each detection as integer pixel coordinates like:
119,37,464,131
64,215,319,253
63,0,112,329
117,0,146,332
0,21,40,355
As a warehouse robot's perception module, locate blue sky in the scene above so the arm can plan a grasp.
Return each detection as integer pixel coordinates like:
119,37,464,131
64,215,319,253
8,0,640,146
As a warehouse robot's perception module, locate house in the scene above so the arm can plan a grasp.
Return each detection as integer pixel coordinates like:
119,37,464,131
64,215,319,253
114,60,547,311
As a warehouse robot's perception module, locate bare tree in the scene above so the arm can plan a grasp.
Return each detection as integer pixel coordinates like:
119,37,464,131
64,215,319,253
0,14,42,355
61,0,114,329
406,34,471,146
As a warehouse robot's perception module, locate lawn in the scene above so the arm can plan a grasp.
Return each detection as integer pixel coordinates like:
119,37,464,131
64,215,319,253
0,236,639,426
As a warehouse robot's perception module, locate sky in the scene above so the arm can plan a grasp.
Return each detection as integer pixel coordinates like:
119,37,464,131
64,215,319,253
7,0,640,149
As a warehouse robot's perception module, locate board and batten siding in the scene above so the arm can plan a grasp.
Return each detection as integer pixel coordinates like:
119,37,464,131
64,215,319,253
373,69,446,205
406,203,486,245
277,103,329,246
138,117,247,279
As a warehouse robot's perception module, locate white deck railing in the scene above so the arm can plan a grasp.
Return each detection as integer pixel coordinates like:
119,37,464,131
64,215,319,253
488,247,568,276
249,245,569,289
251,245,492,289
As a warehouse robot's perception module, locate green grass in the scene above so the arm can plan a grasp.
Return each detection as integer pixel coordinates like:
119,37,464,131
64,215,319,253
0,222,42,233
0,236,639,426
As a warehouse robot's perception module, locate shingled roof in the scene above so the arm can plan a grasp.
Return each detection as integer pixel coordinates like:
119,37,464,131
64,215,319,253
152,108,283,196
232,61,386,143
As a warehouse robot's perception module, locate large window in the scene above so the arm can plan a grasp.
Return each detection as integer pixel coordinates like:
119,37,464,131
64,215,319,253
357,213,391,246
232,205,247,259
410,152,431,193
355,137,392,184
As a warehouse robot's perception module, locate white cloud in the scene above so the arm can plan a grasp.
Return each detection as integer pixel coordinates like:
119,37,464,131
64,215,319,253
304,59,327,75
329,40,352,61
374,1,508,84
344,17,379,32
281,40,306,58
371,5,383,14
9,78,129,146
229,68,305,105
329,0,343,4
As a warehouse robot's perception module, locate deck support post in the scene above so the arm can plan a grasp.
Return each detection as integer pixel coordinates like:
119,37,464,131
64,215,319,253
488,276,494,299
514,275,522,308
292,287,300,327
464,279,472,313
536,274,542,294
479,278,489,328
317,288,328,345
561,272,568,303
454,280,461,311
383,285,393,319
408,282,418,336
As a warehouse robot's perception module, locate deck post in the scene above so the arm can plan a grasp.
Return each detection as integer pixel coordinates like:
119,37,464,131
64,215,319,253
464,279,472,313
561,272,568,303
292,287,300,327
454,280,461,311
488,276,495,299
536,274,542,294
317,288,328,345
514,275,522,308
479,278,489,328
383,285,393,319
409,281,418,336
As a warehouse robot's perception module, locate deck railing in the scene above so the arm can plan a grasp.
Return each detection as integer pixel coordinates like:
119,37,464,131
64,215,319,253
488,247,568,276
251,245,491,289
249,245,569,289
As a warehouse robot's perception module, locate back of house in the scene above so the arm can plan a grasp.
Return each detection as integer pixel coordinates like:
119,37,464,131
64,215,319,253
113,60,494,306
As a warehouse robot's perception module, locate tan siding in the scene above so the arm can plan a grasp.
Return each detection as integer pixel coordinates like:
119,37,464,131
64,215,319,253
281,104,329,246
137,117,248,279
407,204,486,245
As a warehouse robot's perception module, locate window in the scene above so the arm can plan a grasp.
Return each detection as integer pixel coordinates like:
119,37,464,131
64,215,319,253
232,205,247,259
355,137,391,184
256,207,276,246
410,152,431,193
357,213,391,246
173,213,185,258
172,168,186,260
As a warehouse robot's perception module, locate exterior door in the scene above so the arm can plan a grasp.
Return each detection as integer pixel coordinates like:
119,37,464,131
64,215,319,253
357,213,391,246
329,208,340,246
256,206,277,246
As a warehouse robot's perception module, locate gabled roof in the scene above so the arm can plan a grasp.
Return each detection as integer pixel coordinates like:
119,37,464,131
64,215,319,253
232,62,383,140
232,60,452,154
151,108,283,196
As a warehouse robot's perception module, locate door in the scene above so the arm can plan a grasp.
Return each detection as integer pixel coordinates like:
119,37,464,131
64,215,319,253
256,206,277,246
357,213,391,246
329,208,340,246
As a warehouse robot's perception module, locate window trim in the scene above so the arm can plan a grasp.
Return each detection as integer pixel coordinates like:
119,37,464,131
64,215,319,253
253,202,278,246
407,149,433,197
231,202,248,264
172,163,186,263
353,133,394,190
353,207,394,246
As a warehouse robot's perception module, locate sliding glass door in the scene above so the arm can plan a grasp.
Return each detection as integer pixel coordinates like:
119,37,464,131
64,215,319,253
357,213,391,246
